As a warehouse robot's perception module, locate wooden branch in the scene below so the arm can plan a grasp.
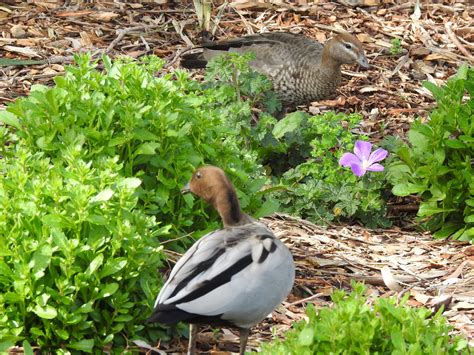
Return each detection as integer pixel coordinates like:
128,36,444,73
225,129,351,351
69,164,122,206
445,22,474,61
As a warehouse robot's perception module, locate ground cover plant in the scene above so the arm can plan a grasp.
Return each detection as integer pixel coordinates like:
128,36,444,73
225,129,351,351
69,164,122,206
0,144,167,352
259,282,469,354
387,65,474,241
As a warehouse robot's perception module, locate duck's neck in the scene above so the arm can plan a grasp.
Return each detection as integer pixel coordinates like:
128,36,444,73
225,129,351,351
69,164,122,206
321,44,342,76
213,188,251,228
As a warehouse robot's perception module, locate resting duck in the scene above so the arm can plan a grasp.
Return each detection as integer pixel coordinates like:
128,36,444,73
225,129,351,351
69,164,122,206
181,32,369,108
146,166,295,354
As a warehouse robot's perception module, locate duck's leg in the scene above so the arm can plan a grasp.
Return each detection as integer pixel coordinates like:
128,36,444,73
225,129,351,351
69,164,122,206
239,328,250,355
187,324,198,355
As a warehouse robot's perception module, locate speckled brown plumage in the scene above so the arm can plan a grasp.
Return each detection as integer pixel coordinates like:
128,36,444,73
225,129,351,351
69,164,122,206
181,32,369,107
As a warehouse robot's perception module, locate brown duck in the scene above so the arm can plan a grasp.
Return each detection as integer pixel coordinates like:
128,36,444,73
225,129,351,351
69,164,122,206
181,32,369,107
146,166,295,354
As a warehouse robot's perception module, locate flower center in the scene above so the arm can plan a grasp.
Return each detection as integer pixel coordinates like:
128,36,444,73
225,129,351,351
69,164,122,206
362,159,369,169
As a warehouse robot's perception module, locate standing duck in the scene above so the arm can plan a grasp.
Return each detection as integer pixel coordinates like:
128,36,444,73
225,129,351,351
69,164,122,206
146,166,295,354
181,32,369,108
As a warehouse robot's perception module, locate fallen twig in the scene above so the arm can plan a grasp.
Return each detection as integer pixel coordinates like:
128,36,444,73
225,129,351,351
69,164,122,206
445,22,474,61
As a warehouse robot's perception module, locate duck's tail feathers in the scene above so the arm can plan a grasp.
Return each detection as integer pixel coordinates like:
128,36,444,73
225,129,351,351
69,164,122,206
145,304,230,327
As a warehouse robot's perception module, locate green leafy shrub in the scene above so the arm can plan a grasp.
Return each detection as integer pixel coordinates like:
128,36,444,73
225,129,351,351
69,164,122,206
259,283,468,354
0,54,276,245
387,65,474,241
268,112,389,227
0,146,168,352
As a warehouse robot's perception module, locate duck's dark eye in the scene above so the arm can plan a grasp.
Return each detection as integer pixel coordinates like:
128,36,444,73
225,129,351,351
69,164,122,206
195,172,202,179
344,43,352,50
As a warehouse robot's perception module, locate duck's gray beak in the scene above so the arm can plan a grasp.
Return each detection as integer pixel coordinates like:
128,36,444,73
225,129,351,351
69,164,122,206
357,55,370,69
181,182,191,194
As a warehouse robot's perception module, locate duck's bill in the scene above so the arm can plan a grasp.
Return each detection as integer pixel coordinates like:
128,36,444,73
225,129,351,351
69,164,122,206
181,182,191,194
357,55,370,69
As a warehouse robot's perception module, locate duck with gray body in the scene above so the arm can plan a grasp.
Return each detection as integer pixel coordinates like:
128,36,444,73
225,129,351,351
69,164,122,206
146,166,295,355
181,32,369,108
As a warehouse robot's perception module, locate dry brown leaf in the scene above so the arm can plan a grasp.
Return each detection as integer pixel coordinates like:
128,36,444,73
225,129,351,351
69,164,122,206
10,25,26,39
3,45,41,58
453,302,474,310
55,10,94,17
464,245,474,256
411,290,431,304
89,12,120,22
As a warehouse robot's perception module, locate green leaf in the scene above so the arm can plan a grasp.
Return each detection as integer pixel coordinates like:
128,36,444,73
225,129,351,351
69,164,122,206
272,112,306,139
90,188,114,203
99,258,128,279
392,183,425,196
22,340,34,355
0,111,21,129
254,198,279,218
0,58,45,66
444,139,467,149
33,304,58,319
52,229,69,253
69,339,94,352
108,135,128,147
464,214,474,223
418,203,455,217
423,81,444,100
132,128,159,141
55,328,70,340
391,329,405,349
30,245,52,280
97,283,119,298
42,214,67,228
135,142,161,155
118,177,142,189
86,254,104,276
455,64,468,80
298,327,314,346
115,314,134,322
433,224,461,239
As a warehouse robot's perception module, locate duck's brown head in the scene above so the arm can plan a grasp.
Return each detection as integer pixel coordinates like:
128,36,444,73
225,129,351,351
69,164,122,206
182,166,234,204
324,33,369,69
182,166,249,227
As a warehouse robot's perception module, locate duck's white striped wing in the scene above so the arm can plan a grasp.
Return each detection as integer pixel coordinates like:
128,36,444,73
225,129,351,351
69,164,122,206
147,222,289,326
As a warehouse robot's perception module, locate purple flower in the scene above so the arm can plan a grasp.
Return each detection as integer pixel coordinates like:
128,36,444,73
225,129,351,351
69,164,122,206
339,140,388,177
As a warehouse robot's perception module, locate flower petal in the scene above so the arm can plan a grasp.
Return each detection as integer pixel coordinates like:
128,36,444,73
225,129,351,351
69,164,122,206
354,141,372,161
367,163,384,172
339,153,361,167
368,148,388,165
351,163,367,177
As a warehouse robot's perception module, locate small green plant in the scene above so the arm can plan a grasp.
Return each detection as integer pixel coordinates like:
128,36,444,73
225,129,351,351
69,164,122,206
0,146,168,352
390,38,403,56
387,65,474,241
259,282,468,354
269,112,390,227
